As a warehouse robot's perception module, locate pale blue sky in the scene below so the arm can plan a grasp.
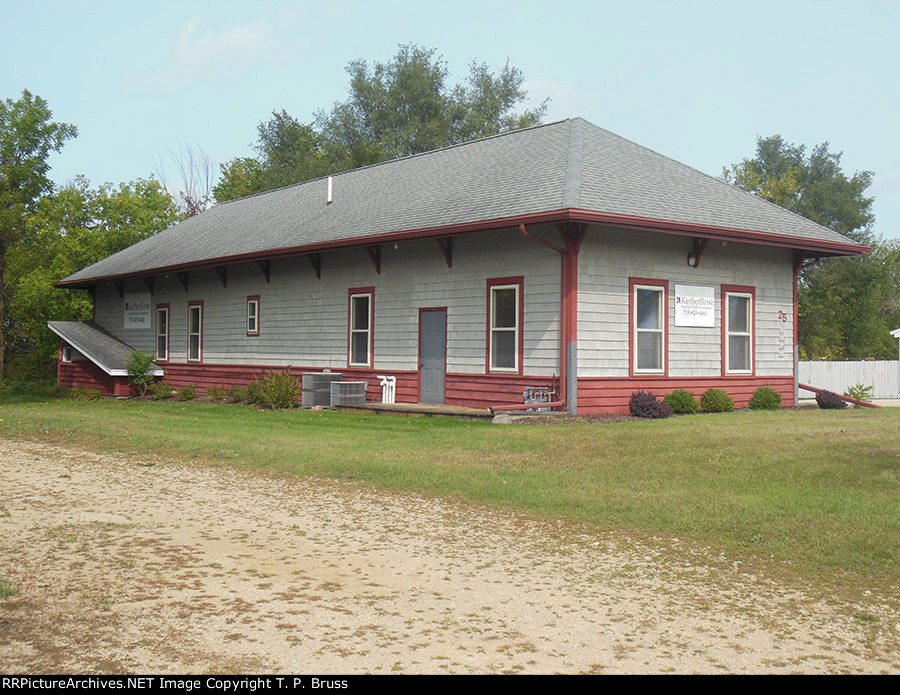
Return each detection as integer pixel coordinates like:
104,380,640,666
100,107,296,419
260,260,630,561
3,0,898,240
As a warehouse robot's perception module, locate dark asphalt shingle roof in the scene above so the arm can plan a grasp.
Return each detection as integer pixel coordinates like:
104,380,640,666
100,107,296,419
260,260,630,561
47,321,163,375
60,118,863,285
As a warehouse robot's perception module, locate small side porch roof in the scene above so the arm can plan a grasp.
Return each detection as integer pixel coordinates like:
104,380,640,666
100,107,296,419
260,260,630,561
47,321,164,377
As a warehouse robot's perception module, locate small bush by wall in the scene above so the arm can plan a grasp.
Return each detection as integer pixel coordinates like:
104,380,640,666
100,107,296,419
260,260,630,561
629,390,672,419
749,386,782,410
664,389,700,414
251,369,300,409
179,383,198,401
816,390,847,409
148,381,174,400
700,388,735,413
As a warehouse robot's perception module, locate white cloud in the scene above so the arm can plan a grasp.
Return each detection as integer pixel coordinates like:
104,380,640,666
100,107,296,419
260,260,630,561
133,17,293,92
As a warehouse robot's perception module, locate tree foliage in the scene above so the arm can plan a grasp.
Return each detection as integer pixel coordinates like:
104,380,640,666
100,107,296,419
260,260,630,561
5,175,180,378
215,45,546,201
725,135,898,359
0,90,77,378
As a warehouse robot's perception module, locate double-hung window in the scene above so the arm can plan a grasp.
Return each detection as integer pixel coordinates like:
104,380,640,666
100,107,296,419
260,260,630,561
246,296,260,336
724,287,754,374
156,305,169,361
348,289,373,367
488,277,522,373
631,279,667,375
188,301,203,363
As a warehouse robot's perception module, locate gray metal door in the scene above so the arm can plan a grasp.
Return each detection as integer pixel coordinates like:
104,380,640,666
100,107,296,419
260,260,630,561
420,309,446,404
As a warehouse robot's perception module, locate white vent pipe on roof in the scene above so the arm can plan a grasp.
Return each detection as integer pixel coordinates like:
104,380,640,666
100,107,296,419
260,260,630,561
327,176,333,204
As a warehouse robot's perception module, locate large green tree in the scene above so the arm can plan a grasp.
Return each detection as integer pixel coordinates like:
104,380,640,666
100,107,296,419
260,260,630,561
215,45,546,201
724,135,897,359
0,90,77,379
5,175,181,377
317,44,547,170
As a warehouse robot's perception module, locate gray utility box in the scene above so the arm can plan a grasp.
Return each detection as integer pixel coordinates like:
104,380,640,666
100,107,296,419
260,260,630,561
330,381,367,406
301,372,343,407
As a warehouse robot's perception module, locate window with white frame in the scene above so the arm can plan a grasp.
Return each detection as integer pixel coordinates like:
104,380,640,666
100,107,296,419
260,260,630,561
246,297,259,336
62,346,73,362
490,283,519,372
725,292,752,373
188,303,202,362
634,284,665,373
156,306,169,361
349,292,372,366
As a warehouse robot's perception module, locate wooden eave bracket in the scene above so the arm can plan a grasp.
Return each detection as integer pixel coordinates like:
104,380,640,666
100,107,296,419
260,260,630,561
366,246,381,274
308,254,321,279
436,238,452,267
691,238,709,268
795,250,823,272
557,222,588,255
522,223,565,255
113,281,124,299
214,266,227,289
178,272,189,293
258,260,271,284
143,277,154,296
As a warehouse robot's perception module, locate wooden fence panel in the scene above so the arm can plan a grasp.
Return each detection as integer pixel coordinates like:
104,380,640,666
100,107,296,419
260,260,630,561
798,361,900,398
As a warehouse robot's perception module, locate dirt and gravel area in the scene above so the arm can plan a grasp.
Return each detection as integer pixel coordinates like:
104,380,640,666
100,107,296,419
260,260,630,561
0,437,897,674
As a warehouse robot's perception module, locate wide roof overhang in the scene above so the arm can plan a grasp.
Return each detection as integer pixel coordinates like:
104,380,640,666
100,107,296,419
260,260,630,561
55,208,869,290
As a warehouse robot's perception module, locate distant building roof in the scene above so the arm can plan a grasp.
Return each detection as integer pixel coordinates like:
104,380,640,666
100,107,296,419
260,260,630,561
59,118,867,287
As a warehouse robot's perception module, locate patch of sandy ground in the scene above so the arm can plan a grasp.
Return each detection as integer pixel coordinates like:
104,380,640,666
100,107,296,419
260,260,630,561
0,437,897,674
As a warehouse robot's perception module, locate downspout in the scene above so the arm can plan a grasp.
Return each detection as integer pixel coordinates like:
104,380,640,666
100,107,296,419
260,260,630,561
517,222,568,411
508,223,585,415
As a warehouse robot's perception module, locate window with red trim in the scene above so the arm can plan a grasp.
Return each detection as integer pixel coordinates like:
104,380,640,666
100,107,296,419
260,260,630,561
630,278,668,375
723,286,754,374
487,277,523,374
155,304,169,361
188,301,203,363
348,288,373,367
246,296,260,336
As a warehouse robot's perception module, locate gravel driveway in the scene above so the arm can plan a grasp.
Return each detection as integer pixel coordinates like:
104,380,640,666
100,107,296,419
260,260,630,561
0,437,896,674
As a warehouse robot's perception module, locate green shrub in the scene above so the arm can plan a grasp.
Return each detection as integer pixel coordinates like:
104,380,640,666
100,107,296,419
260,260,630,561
207,385,227,401
749,386,782,410
148,381,174,400
246,379,264,405
844,383,874,403
226,384,248,403
179,383,197,401
664,389,699,414
700,388,735,413
816,389,847,409
67,387,103,401
1,379,63,396
251,369,299,409
629,390,672,419
126,350,156,397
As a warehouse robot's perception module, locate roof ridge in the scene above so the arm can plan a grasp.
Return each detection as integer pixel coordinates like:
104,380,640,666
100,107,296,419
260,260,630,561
218,118,576,206
562,118,585,209
583,123,860,246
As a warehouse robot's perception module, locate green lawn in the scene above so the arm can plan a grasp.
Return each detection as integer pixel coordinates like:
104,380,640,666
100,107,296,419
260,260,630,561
2,395,898,595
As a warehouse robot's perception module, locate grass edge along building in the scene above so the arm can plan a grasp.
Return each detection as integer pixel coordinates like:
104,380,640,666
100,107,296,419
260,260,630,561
50,118,867,413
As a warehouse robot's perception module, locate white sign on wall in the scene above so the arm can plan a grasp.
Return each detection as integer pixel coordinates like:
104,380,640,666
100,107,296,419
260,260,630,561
124,292,152,329
674,285,715,327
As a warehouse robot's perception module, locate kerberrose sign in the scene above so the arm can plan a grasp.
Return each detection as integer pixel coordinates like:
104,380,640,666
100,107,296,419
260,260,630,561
124,292,152,329
674,285,715,327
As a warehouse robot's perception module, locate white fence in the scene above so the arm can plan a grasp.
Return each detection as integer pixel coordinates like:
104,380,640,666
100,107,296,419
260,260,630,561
798,360,900,398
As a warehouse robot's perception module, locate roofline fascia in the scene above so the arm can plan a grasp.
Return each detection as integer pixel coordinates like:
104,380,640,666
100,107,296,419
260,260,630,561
55,209,868,288
47,323,164,377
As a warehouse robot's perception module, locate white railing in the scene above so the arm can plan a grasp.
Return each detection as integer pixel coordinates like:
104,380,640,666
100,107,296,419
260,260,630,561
798,360,900,398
